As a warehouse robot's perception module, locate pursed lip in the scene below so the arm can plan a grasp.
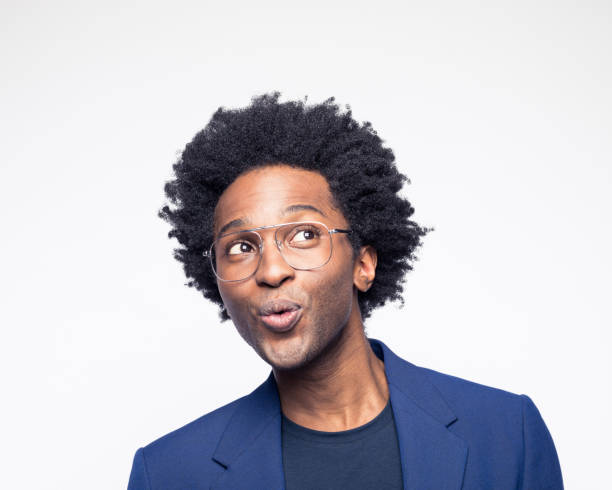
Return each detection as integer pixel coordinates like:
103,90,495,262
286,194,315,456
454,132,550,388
258,298,303,332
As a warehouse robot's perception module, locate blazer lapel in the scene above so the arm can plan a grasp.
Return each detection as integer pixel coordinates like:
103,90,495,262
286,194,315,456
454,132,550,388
391,387,468,489
373,339,468,490
210,373,285,490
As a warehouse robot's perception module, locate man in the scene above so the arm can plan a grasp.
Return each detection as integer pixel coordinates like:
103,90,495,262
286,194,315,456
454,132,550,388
128,93,563,489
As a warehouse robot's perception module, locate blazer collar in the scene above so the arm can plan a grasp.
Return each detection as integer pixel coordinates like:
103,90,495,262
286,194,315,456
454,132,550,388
211,339,467,490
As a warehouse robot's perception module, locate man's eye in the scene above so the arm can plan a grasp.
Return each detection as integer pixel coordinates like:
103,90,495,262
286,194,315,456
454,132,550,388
294,230,313,241
292,228,318,242
227,242,255,255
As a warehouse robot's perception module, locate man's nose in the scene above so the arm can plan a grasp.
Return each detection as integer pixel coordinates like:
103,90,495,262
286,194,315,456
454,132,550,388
254,236,294,287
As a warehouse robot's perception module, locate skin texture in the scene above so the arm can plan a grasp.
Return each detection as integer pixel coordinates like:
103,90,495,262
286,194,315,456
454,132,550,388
214,164,389,431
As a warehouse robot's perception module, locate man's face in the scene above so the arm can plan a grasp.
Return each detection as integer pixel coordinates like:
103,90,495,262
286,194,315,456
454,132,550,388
213,165,360,370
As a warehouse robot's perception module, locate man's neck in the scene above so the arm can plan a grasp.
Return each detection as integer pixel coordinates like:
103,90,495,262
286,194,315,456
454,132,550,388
272,313,389,432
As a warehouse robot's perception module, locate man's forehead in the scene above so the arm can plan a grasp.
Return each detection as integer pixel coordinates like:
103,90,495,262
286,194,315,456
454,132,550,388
213,166,340,234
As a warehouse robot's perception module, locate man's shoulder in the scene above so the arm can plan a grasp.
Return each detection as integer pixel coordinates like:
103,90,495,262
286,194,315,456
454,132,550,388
129,394,261,488
405,361,529,436
140,396,243,460
419,364,524,407
136,372,279,474
379,337,529,438
384,346,563,487
378,339,526,417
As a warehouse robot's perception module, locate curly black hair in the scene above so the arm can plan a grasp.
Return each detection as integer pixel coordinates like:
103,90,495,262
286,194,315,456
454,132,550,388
159,93,431,321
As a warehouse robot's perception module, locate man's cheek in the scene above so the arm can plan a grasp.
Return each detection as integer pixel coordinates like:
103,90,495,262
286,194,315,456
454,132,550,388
228,307,256,348
313,268,353,313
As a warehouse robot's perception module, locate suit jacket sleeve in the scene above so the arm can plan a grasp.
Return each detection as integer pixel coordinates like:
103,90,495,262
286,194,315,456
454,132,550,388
127,447,151,490
521,394,564,489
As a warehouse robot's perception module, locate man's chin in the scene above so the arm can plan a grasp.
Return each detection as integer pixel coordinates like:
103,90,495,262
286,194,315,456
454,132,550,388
267,357,310,372
256,339,314,372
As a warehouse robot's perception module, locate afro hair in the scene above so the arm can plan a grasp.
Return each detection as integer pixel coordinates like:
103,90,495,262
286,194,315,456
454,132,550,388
159,92,431,321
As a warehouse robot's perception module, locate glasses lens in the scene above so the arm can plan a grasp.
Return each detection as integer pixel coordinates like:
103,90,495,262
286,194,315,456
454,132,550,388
277,222,331,270
211,231,261,281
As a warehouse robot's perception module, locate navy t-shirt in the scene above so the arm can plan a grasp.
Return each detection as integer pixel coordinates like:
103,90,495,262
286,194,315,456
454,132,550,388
281,399,404,489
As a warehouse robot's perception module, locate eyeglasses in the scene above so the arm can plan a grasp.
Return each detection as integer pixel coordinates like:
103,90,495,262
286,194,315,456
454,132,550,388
204,221,352,282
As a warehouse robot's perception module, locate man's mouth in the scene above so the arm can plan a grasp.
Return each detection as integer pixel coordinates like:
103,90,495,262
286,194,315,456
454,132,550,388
258,299,302,332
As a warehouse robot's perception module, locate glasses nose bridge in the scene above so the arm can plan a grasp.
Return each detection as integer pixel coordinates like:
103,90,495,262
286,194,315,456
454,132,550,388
252,225,295,284
257,225,287,259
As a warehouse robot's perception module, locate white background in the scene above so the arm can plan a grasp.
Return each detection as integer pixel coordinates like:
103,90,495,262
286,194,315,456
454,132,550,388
1,1,610,488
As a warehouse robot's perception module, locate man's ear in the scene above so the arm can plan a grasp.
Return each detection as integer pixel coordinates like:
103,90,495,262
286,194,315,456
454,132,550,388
353,245,377,292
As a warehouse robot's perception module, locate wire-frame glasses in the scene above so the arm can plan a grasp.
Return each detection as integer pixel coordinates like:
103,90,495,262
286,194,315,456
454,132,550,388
204,221,352,282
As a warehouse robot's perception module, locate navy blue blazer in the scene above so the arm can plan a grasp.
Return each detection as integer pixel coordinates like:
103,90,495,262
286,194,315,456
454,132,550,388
128,339,563,489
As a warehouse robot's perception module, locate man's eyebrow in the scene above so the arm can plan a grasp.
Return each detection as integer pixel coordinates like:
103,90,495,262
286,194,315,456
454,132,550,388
217,218,248,236
217,205,326,237
281,204,327,218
